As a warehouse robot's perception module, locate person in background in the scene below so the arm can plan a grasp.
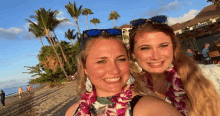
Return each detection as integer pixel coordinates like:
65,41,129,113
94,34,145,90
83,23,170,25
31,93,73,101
214,40,220,53
186,48,195,59
129,16,220,116
18,86,24,98
202,43,211,64
0,90,5,107
26,85,31,95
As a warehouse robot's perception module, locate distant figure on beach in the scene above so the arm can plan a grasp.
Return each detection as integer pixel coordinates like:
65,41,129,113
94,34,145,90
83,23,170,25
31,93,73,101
26,85,31,95
202,43,211,64
0,90,5,107
18,86,24,98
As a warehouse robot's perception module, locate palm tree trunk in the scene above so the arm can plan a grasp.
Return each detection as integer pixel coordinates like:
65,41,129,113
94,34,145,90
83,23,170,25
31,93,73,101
51,36,56,46
52,31,72,70
113,19,116,27
95,24,97,29
70,39,74,45
74,17,81,36
39,37,44,47
39,14,69,80
86,15,89,29
46,30,68,79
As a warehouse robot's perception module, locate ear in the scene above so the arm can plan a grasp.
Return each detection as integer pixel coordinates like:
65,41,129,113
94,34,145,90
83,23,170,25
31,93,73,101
84,69,88,75
131,53,136,60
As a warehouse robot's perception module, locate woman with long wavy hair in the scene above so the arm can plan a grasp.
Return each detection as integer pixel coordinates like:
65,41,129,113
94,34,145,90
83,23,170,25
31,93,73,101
129,16,220,116
65,29,181,116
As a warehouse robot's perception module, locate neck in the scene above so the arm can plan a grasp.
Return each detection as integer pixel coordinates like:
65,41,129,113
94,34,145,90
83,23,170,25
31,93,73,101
150,72,166,84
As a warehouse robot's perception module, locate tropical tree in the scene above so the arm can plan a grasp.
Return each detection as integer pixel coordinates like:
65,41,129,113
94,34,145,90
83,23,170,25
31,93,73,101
207,0,220,9
108,11,120,27
28,8,69,79
65,2,82,36
65,29,79,45
27,21,45,47
90,18,100,29
82,8,94,29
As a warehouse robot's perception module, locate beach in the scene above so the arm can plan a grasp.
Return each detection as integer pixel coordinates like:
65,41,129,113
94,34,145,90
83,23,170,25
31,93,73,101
0,81,79,116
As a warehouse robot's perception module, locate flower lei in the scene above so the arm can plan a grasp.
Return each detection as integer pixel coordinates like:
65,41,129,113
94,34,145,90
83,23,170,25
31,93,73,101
77,84,132,116
145,67,188,116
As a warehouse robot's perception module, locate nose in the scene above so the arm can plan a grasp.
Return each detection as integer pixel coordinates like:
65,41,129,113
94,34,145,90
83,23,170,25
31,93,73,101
150,49,161,60
108,62,121,75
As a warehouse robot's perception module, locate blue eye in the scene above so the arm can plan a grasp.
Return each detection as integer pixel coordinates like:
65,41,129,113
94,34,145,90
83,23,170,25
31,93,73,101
118,58,126,61
97,60,106,64
160,45,168,48
140,47,149,50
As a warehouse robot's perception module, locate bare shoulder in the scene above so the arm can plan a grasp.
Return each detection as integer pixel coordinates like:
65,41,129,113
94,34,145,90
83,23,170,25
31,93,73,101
133,95,181,116
65,102,80,116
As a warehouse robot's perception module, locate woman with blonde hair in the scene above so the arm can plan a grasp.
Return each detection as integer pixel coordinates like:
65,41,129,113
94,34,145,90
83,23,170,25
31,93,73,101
65,29,181,116
129,15,220,116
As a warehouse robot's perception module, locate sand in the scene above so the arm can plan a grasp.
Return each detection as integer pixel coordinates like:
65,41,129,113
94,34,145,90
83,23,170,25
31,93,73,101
0,81,79,116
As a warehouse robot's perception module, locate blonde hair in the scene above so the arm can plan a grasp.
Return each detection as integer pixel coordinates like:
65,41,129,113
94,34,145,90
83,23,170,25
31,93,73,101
129,23,220,116
76,32,151,97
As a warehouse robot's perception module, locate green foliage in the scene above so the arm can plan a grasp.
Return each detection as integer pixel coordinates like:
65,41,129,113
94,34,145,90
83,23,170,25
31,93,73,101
108,11,120,21
25,40,80,86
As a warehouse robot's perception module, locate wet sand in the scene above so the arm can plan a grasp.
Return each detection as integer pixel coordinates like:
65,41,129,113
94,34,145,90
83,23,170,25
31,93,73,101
0,81,79,116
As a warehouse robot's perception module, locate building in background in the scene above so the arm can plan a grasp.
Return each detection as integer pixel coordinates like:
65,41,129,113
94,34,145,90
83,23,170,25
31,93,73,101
119,25,132,47
171,4,220,53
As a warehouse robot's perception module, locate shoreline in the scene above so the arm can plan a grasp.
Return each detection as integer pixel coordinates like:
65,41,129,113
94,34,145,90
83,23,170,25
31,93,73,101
5,83,47,98
0,81,78,116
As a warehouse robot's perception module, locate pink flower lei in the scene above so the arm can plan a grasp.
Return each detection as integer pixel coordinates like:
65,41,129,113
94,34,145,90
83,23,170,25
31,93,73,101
145,67,188,116
77,84,132,116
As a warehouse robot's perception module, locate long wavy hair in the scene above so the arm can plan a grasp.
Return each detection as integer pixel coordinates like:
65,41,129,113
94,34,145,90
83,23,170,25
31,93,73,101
76,32,151,97
129,23,220,116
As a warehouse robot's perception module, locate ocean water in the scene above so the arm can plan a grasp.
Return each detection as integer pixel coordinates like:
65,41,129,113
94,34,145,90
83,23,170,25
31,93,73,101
1,84,41,97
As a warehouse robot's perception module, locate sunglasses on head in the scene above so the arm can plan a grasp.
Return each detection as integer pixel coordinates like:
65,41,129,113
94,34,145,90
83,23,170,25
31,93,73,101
81,29,122,49
130,15,167,28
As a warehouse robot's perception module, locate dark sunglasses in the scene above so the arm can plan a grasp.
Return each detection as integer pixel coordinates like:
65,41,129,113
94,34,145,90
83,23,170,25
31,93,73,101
130,15,167,28
81,29,122,49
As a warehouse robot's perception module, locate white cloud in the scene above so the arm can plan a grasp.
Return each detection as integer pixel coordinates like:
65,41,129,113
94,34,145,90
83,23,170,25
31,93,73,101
168,9,199,25
0,61,5,63
0,77,30,89
57,21,75,29
147,1,180,17
0,27,23,40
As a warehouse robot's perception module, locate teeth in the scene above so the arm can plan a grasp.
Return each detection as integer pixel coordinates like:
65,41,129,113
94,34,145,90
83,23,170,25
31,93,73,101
150,62,162,65
104,77,120,82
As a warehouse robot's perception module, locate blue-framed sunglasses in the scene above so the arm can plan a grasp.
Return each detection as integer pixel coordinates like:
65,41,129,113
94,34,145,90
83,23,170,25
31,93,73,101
81,29,122,49
130,15,167,28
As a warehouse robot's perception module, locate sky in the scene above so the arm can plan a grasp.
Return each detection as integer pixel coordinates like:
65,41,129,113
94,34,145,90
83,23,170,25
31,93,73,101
0,0,213,89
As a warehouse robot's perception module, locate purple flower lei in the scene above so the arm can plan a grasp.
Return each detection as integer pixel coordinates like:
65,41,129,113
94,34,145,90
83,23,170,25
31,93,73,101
145,67,188,116
77,85,132,116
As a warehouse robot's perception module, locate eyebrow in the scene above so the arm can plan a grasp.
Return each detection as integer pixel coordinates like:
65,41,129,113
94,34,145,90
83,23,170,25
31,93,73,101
138,42,170,48
96,55,126,60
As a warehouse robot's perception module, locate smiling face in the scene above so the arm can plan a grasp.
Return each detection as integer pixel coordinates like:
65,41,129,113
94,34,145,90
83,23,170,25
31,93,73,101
84,38,130,97
132,32,173,74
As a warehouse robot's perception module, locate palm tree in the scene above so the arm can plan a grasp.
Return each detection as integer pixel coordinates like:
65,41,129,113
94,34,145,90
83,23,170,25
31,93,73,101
32,8,72,71
29,8,69,79
90,18,100,29
27,21,45,47
45,36,56,45
65,2,82,36
108,11,120,27
65,29,79,45
82,8,94,29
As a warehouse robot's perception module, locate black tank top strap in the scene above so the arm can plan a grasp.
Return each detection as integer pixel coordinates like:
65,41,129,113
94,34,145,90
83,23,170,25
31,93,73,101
130,95,143,112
